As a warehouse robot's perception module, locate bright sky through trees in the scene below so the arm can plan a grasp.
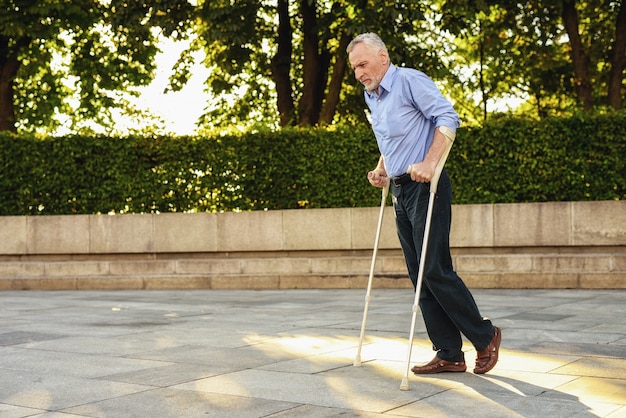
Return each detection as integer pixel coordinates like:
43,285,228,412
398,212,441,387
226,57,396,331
2,1,621,135
136,39,527,135
135,38,210,135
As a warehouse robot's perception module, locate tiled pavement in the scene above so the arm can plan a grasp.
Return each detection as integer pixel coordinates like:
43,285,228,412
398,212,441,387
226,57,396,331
0,288,624,417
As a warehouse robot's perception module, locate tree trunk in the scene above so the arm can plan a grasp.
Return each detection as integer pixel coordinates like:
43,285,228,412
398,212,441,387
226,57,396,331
0,36,26,133
298,0,321,126
270,0,295,127
562,0,594,110
479,28,487,122
319,32,350,125
316,45,330,119
0,67,16,132
608,1,625,109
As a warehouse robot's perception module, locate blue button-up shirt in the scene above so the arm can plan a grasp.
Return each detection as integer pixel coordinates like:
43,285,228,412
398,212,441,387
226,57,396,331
364,64,460,177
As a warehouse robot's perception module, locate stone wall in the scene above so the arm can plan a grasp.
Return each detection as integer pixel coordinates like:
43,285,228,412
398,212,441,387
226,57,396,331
0,200,624,290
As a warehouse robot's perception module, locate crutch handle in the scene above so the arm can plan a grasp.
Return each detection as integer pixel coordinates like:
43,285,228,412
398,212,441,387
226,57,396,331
430,126,456,193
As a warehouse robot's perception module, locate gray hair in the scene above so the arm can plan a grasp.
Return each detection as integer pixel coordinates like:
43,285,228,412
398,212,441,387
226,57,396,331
347,33,388,55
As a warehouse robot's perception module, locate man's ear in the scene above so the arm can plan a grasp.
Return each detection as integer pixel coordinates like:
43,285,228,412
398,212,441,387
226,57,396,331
378,49,389,65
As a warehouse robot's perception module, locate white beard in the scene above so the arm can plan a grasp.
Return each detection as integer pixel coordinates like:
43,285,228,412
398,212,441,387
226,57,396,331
364,69,385,94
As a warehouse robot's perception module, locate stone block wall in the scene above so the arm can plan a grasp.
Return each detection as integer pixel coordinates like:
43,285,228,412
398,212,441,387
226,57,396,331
0,200,624,290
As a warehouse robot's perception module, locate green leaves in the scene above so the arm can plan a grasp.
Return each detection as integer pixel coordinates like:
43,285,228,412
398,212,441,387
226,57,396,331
1,112,624,215
1,0,193,132
446,111,626,203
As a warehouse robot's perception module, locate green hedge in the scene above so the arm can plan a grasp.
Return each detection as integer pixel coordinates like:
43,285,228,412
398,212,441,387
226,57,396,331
1,112,624,215
448,112,626,203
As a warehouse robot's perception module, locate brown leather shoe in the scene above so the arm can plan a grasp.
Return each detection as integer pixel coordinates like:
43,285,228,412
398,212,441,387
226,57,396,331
474,326,501,374
411,356,466,374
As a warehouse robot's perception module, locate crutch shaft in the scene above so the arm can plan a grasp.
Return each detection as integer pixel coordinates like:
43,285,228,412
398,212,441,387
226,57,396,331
400,192,435,390
355,181,389,366
400,126,456,390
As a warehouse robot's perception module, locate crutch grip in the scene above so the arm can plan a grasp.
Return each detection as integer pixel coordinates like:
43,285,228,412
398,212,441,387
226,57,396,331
430,126,456,193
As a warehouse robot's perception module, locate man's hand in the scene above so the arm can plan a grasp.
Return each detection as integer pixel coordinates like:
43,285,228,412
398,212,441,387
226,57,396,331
367,169,388,188
406,161,436,183
406,126,450,183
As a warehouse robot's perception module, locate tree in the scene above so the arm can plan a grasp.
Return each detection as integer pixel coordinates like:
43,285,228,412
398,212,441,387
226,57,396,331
562,0,594,110
499,0,575,118
514,0,624,112
186,0,442,129
0,0,194,133
192,0,623,127
443,1,569,122
3,1,623,134
442,0,624,121
440,1,523,123
608,1,626,109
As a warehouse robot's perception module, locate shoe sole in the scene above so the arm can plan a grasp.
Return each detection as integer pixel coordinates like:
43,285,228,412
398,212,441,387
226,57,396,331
412,363,467,375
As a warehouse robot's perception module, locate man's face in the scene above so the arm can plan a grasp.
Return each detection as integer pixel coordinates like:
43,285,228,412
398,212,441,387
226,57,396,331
348,42,388,93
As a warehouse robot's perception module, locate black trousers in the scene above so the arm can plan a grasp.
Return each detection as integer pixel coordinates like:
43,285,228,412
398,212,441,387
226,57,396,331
391,169,494,362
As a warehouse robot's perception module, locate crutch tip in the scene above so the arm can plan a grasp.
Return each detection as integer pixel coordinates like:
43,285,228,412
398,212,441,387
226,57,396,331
399,378,410,391
353,357,362,367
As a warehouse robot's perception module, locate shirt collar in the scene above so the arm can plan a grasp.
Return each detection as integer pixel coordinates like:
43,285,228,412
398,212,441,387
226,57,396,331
366,63,397,98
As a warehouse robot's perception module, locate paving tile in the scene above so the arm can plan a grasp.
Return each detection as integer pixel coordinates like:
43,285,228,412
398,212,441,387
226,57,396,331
468,348,581,374
126,342,320,376
0,289,624,418
390,388,617,418
30,411,107,417
526,341,626,358
264,404,385,417
61,387,300,418
0,404,46,418
413,369,579,397
583,322,626,336
607,406,626,417
551,357,626,379
100,363,220,387
491,328,621,346
0,331,65,346
173,368,438,413
541,376,626,406
0,369,150,411
14,334,186,356
502,312,573,322
0,346,169,378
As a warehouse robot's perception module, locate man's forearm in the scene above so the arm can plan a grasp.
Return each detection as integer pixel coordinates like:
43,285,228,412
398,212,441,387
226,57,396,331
421,127,448,173
406,126,453,183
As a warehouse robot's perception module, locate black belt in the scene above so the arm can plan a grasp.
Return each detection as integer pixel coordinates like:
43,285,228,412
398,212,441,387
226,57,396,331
390,173,412,186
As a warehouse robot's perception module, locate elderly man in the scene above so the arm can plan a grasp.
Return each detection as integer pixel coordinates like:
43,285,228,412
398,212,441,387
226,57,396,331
347,33,501,375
